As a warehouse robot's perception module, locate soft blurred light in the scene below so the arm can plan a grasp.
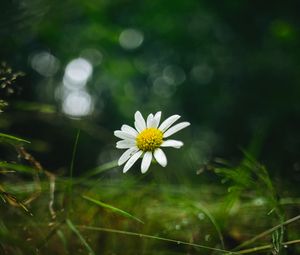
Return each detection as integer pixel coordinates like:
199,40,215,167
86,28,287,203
253,198,266,206
80,48,103,66
64,58,93,88
153,77,176,98
62,90,93,117
163,65,186,85
30,51,60,77
119,28,144,50
98,147,119,166
190,64,214,84
148,63,164,82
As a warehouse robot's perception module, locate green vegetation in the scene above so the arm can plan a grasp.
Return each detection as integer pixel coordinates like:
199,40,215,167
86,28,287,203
0,129,299,254
0,1,300,254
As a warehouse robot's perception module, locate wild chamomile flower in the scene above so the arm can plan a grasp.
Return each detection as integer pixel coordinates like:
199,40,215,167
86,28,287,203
114,111,190,173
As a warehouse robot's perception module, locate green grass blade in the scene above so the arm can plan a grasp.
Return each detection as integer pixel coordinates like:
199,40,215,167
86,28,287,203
0,162,35,174
233,214,300,251
77,225,237,254
68,129,81,212
193,202,225,248
69,129,81,181
37,221,65,250
66,219,95,255
0,132,30,144
235,239,300,254
82,195,144,224
56,230,68,254
81,160,118,179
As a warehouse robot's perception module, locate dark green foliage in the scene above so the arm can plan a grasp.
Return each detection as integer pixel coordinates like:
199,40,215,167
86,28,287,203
215,152,280,215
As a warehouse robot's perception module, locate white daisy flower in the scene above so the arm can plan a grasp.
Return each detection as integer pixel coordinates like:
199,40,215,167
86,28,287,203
114,111,190,173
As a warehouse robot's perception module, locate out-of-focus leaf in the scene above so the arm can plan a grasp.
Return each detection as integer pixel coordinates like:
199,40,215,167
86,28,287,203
13,101,56,114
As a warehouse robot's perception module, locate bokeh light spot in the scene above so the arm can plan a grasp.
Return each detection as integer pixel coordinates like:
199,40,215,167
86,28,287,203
191,64,214,84
64,58,93,88
62,90,93,117
80,48,103,66
119,28,144,50
163,65,186,85
153,77,176,98
30,51,60,77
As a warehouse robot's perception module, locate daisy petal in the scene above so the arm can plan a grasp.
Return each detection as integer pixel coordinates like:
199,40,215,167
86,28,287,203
159,115,181,132
154,148,167,167
141,151,152,173
114,130,136,140
123,150,143,173
152,111,162,128
163,122,190,138
121,124,138,137
161,139,184,149
134,111,146,132
146,114,154,128
116,140,136,149
118,147,139,166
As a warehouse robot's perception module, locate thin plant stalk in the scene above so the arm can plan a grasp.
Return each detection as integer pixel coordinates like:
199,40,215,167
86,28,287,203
68,129,81,212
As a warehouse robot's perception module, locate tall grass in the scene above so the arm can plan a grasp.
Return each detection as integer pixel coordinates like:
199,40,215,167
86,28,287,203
0,136,299,254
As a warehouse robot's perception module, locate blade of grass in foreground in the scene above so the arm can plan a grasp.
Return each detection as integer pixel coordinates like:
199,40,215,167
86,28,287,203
233,214,300,251
193,202,225,248
77,225,238,254
82,195,144,224
56,230,69,254
68,129,81,212
233,239,300,254
66,219,95,255
69,129,81,188
37,220,65,250
0,162,35,174
0,133,30,144
81,160,118,179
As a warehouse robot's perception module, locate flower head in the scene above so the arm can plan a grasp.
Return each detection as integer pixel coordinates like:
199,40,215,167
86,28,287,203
114,111,190,173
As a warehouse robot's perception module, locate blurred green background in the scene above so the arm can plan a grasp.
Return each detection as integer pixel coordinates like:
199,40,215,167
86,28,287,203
1,0,300,185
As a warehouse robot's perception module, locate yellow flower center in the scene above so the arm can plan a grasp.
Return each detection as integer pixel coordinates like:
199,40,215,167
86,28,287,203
136,128,163,152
